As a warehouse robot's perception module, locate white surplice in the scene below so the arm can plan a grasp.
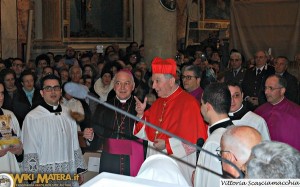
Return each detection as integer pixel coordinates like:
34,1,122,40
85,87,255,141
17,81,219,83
194,128,227,187
233,111,270,141
21,105,86,174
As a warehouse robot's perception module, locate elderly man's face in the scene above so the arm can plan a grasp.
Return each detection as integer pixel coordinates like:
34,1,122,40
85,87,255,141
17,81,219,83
220,140,242,178
152,74,174,98
114,71,135,100
255,51,267,68
274,58,287,74
230,54,242,70
70,66,82,83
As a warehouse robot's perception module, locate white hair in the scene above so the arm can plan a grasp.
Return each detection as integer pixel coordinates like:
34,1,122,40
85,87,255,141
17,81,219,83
247,141,300,178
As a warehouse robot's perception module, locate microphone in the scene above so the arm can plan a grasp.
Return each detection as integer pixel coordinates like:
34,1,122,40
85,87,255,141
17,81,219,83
64,82,88,99
64,82,244,179
196,138,205,163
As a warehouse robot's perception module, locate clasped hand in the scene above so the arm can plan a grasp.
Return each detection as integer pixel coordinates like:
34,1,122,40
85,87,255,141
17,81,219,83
83,128,94,140
0,143,23,157
153,139,166,151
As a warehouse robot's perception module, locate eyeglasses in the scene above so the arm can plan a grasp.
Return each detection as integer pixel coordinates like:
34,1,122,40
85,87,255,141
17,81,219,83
216,147,238,162
216,147,246,178
264,86,283,91
43,85,61,92
181,75,198,80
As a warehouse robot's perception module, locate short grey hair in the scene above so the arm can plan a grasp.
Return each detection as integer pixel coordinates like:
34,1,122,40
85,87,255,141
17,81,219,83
246,141,300,178
164,74,179,85
230,52,242,60
183,65,202,78
69,65,82,76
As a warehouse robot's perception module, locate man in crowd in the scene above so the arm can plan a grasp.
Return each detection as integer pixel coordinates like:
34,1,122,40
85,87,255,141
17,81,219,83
227,81,270,140
220,126,262,178
22,74,86,185
274,56,298,103
224,52,246,85
194,83,233,187
181,65,203,102
12,70,43,127
134,57,207,186
242,50,274,110
83,70,145,176
255,75,300,151
11,58,25,86
69,65,92,131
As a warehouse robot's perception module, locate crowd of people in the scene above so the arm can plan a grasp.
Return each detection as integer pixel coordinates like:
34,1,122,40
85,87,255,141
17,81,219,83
0,39,300,186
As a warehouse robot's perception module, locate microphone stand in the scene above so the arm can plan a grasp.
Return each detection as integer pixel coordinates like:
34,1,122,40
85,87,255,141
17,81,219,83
64,82,244,179
86,92,244,179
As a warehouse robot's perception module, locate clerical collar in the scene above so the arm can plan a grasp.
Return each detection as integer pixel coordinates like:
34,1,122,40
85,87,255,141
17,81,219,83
40,100,62,114
210,118,230,127
209,118,232,134
228,105,250,121
116,95,132,103
162,85,179,98
228,104,243,116
272,97,285,105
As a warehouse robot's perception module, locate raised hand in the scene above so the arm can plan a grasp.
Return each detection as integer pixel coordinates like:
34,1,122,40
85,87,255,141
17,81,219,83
134,96,147,118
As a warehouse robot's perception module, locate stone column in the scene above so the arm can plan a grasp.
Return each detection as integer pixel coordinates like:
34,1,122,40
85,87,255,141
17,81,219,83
144,1,177,65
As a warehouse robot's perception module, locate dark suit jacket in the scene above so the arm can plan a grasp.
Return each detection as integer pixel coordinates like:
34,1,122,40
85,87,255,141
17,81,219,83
12,88,43,128
282,71,299,104
224,68,247,85
242,65,275,110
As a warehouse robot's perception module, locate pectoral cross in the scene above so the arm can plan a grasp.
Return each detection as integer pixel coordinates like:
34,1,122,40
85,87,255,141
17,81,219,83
154,130,159,140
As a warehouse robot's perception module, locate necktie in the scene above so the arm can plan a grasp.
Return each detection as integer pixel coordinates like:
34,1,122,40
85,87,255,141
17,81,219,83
256,69,261,76
233,70,237,77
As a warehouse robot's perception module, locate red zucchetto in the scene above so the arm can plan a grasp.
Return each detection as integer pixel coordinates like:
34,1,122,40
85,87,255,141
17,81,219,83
151,57,177,77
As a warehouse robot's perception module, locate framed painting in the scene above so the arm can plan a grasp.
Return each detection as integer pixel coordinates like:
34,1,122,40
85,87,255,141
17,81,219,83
202,0,230,21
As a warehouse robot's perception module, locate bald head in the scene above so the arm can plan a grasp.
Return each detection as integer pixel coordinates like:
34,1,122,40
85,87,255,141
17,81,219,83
220,126,262,178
